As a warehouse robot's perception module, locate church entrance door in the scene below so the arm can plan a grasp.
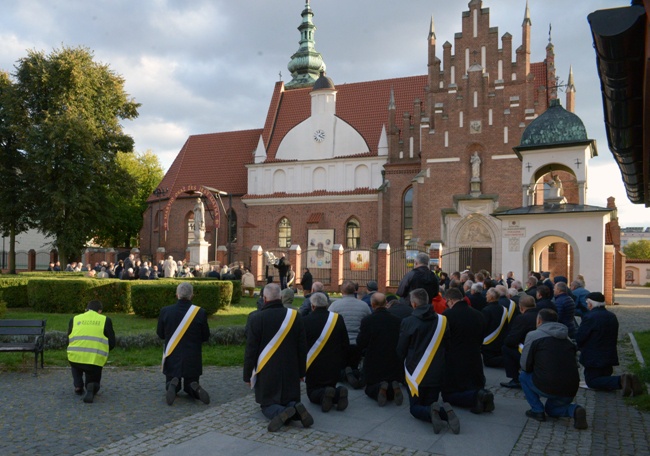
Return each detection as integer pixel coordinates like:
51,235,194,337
471,248,492,273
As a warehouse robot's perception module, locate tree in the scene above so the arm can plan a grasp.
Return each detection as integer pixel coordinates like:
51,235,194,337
623,240,650,260
0,71,33,274
14,46,140,263
92,150,164,248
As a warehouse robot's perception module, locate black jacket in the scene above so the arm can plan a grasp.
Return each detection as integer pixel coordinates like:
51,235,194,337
303,308,349,391
481,301,509,357
357,308,403,385
575,306,619,369
157,299,209,378
244,300,306,406
397,303,448,389
397,266,440,301
301,271,313,292
387,298,413,320
536,298,557,312
504,308,539,349
468,292,487,312
442,302,486,392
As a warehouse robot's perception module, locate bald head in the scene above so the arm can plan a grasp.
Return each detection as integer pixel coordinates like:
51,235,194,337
370,292,387,310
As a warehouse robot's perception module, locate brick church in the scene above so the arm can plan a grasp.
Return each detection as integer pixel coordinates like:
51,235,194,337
141,0,616,290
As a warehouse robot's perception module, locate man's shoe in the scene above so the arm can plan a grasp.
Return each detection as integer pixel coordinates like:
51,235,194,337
392,381,404,406
500,379,522,389
430,403,446,434
83,383,96,403
482,389,495,413
321,387,335,412
377,381,388,407
630,374,644,397
166,378,179,406
573,405,588,430
74,387,84,396
345,367,360,389
525,409,546,422
336,386,349,411
621,373,633,397
294,402,314,428
190,382,210,405
471,390,485,414
267,406,295,432
441,402,460,434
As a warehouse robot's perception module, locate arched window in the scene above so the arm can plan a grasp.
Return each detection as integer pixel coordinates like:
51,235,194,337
346,218,361,248
403,188,413,245
278,217,291,248
227,208,237,243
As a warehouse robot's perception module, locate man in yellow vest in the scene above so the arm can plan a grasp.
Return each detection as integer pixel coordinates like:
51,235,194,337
67,300,116,403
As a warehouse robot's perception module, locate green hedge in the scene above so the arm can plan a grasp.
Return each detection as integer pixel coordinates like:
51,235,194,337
131,281,232,318
28,278,97,313
0,276,29,307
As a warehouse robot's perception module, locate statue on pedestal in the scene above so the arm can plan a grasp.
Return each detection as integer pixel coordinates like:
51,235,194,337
193,197,205,242
470,152,481,180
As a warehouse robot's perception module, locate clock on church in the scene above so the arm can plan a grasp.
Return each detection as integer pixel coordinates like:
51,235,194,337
313,129,326,142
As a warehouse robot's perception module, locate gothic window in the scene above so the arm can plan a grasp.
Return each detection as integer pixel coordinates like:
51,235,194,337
227,208,237,243
403,188,413,246
278,217,291,248
346,218,361,248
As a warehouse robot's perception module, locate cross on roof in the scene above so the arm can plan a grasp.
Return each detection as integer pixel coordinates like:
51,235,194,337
575,158,582,169
525,162,532,172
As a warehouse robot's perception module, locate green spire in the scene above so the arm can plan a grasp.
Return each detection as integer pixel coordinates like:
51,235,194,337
286,1,326,89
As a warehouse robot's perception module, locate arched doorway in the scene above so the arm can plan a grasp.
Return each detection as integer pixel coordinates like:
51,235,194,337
523,231,580,281
449,214,499,274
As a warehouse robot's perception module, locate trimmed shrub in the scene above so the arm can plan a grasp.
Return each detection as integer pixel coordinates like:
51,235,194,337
0,276,30,307
131,281,233,318
0,298,7,318
83,280,132,313
231,280,241,304
28,278,96,313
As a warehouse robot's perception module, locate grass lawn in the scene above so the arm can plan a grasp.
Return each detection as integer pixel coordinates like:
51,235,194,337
626,330,650,411
1,295,306,372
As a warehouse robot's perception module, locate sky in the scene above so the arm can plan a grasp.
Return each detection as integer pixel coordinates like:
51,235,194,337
1,0,648,227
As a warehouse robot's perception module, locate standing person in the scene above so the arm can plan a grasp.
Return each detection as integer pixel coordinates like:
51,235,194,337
519,309,587,429
396,253,439,303
356,292,404,406
576,292,643,395
328,280,371,388
157,282,211,406
274,253,290,290
303,293,350,412
442,288,493,414
67,301,116,403
397,288,460,435
301,268,313,296
163,256,177,278
244,283,313,432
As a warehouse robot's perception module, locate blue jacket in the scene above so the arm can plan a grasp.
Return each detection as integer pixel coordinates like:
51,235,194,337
571,287,590,317
554,293,576,338
575,306,619,368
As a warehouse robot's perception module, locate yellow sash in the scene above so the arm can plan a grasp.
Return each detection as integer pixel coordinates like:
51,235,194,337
507,299,516,322
161,304,200,371
483,306,507,345
518,343,524,354
306,312,339,371
405,315,447,397
251,308,297,388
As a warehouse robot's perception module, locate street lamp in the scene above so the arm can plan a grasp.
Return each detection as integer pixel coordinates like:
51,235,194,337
151,187,168,260
203,186,230,264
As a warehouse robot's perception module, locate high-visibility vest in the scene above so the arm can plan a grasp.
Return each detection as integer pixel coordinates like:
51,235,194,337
67,310,110,367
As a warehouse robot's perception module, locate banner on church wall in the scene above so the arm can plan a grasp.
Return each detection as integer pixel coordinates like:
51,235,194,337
307,229,334,269
350,250,370,271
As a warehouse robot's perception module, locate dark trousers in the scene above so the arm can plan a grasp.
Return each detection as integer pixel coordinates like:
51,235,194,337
584,366,621,391
442,389,480,408
165,375,200,398
261,402,298,420
308,385,346,405
365,382,397,401
70,362,103,391
408,386,449,422
482,350,504,368
502,345,521,379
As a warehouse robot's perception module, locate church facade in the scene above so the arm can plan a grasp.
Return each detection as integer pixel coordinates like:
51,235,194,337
141,0,615,292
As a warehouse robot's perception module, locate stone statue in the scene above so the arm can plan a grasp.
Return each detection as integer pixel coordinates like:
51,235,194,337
548,174,564,198
193,197,205,241
470,152,481,179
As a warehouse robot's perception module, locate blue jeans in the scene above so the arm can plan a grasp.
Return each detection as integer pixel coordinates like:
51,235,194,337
442,389,480,408
519,371,577,417
408,387,449,422
584,366,621,391
261,401,297,420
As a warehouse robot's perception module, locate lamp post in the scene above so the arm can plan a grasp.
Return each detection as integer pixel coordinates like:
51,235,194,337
151,187,168,260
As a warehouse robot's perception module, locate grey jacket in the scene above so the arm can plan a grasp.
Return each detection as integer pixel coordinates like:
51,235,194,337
328,295,371,344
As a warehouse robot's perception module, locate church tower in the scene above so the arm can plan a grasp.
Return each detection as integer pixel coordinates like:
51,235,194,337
285,0,326,89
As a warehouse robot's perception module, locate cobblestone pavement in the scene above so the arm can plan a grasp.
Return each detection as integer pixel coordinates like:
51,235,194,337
2,287,649,455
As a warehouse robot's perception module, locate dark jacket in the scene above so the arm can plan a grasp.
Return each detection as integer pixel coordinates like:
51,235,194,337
525,286,538,299
481,301,509,358
575,306,619,369
157,299,209,378
554,293,576,338
357,308,403,385
299,291,331,317
442,301,486,392
274,257,290,277
397,266,440,301
387,298,413,320
301,271,313,292
302,307,349,391
468,292,487,312
397,303,448,389
521,322,579,398
536,298,557,313
243,300,306,407
499,295,520,322
504,308,539,349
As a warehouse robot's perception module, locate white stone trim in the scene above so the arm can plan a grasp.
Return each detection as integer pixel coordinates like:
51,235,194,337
244,193,379,206
491,154,518,160
426,157,461,164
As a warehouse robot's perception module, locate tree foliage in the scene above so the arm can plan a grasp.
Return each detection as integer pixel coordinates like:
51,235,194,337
623,240,650,260
13,46,140,263
93,150,164,248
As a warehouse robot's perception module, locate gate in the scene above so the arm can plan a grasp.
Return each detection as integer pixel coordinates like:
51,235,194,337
389,245,429,287
301,248,332,285
343,247,377,288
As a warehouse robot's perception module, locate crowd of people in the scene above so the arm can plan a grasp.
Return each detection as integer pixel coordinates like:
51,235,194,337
64,252,643,435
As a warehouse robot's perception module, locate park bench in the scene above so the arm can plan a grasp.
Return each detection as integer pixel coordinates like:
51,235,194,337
0,319,46,376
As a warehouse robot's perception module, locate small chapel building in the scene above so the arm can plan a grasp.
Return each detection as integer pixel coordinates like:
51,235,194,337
141,0,619,296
